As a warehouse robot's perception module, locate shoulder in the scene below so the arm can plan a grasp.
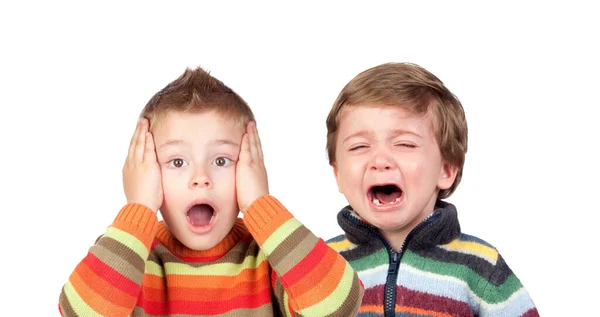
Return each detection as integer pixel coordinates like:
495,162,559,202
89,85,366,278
439,233,500,264
325,234,355,253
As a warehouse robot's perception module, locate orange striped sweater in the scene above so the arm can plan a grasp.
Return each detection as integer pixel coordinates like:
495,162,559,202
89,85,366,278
59,195,363,316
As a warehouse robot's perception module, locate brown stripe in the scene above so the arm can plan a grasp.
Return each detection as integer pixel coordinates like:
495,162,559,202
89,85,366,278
148,240,261,267
59,287,77,316
326,270,363,317
132,302,276,316
269,226,318,275
272,274,289,315
93,237,145,282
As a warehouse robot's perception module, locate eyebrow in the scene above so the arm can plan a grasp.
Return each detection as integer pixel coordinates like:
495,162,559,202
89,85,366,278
158,139,240,150
342,129,422,144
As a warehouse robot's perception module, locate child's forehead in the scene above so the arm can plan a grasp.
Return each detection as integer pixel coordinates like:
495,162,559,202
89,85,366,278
151,110,245,142
338,104,436,138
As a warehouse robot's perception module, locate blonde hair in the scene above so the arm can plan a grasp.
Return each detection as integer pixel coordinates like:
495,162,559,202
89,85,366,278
141,66,254,128
326,62,468,199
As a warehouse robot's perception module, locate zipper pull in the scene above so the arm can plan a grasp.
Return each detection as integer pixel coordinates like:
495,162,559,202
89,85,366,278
388,251,399,274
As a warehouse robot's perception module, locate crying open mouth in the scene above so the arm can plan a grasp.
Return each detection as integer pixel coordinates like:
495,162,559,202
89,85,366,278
369,184,402,206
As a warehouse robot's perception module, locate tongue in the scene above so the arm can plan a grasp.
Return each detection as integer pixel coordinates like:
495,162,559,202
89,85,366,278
375,189,401,204
188,205,214,226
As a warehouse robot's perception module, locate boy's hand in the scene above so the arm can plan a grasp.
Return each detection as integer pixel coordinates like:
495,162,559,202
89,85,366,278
122,118,163,213
236,121,269,213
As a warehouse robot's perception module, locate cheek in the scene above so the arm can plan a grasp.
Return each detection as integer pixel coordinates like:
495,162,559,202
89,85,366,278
212,168,237,196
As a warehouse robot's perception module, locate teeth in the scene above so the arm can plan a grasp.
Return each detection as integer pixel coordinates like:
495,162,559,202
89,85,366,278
372,197,402,205
210,215,215,223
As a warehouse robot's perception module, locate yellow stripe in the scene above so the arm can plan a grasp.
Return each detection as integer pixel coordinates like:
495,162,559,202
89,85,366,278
283,289,293,317
144,253,267,277
328,239,352,252
262,218,302,255
104,227,149,260
63,281,103,317
144,260,164,277
297,262,355,316
443,240,498,261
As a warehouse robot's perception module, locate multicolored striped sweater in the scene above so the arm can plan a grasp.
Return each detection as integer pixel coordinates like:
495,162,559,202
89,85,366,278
327,200,539,317
59,195,363,316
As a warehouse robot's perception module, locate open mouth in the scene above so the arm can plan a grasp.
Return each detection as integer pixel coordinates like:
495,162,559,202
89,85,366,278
186,204,215,227
368,184,403,206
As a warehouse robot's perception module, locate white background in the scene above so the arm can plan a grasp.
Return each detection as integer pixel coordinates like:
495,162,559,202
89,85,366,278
1,1,598,316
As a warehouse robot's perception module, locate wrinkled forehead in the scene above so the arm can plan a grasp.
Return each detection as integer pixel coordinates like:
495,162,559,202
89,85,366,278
338,103,436,132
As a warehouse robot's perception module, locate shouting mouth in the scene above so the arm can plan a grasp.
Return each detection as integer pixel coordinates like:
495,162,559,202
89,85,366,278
367,184,404,210
186,202,217,233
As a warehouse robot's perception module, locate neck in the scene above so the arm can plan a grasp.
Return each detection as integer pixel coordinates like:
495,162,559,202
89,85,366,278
381,195,438,252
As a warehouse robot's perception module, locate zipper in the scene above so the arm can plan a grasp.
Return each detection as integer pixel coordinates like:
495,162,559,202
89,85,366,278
344,210,440,317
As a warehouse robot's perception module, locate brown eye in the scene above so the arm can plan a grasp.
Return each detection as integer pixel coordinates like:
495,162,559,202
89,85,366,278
170,159,186,168
213,157,230,167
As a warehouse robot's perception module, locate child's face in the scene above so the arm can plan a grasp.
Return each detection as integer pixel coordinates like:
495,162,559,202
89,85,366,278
333,105,456,239
152,110,244,251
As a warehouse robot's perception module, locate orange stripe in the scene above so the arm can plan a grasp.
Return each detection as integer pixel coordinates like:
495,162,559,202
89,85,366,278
290,249,346,309
400,306,456,317
141,268,271,302
74,260,137,308
359,304,455,317
250,209,293,245
144,260,271,289
69,269,132,316
359,304,383,313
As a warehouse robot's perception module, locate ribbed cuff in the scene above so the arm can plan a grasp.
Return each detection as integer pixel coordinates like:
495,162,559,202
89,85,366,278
112,203,158,246
243,195,293,246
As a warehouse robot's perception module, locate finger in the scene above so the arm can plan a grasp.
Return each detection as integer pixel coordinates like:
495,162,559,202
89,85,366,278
134,119,148,162
128,119,143,161
253,122,264,161
248,122,259,161
239,132,250,163
144,132,157,164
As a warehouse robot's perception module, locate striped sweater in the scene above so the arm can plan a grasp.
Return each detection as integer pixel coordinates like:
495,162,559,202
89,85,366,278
327,200,539,317
59,195,363,316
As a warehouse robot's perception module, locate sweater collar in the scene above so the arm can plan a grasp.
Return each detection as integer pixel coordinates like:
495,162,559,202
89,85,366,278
337,200,461,251
155,218,249,260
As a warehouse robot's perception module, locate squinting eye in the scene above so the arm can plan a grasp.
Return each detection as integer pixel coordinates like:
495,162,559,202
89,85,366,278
213,157,231,167
170,159,187,168
396,143,416,148
349,145,367,151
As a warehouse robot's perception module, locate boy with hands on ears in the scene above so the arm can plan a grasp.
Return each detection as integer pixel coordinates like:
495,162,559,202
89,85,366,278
59,67,363,317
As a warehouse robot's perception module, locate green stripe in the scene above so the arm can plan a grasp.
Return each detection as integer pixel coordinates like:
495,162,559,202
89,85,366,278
63,281,102,317
298,262,355,315
349,248,388,271
262,218,302,255
104,227,149,260
403,250,523,303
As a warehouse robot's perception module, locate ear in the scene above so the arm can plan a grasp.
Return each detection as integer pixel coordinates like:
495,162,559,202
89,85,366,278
332,163,343,193
437,161,458,190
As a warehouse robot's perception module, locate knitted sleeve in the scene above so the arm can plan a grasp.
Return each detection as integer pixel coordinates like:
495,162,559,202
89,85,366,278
58,204,158,317
478,253,539,317
243,195,364,316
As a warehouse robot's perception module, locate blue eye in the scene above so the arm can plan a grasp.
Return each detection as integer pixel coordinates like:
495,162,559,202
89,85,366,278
213,157,231,167
169,159,188,168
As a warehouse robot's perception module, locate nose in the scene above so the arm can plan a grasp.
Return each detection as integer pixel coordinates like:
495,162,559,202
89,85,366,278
189,167,212,189
370,149,395,171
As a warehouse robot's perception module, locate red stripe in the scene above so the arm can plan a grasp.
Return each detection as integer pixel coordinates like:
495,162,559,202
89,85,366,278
83,253,140,297
137,287,272,315
282,239,328,286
